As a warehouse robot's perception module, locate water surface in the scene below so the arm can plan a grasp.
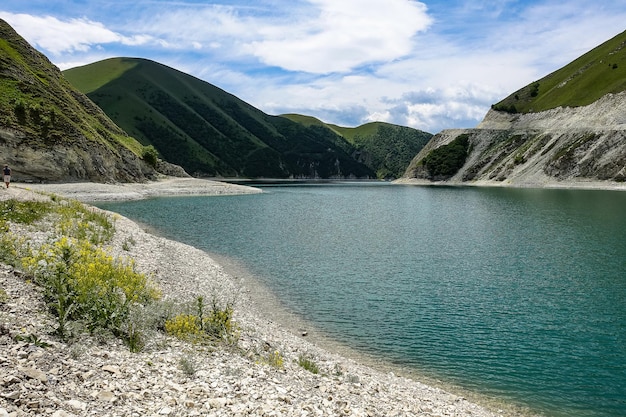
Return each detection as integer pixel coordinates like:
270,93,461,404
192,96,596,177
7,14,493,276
97,183,626,417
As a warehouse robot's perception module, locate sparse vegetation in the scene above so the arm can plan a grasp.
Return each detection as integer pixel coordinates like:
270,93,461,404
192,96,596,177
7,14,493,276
164,296,238,345
0,194,238,352
260,350,284,369
0,199,53,224
298,355,320,374
179,355,197,377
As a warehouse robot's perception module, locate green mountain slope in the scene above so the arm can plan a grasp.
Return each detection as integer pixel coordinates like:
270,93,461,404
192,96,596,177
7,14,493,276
281,115,432,179
493,29,626,113
64,58,374,179
0,19,154,182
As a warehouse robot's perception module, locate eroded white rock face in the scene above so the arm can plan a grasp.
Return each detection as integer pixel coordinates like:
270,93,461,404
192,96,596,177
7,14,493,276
403,92,626,188
477,91,626,131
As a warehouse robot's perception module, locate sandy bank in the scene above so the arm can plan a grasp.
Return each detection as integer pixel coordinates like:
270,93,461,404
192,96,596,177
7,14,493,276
16,177,262,201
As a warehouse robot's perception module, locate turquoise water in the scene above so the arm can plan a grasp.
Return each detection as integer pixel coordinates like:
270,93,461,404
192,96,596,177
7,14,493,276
97,183,626,417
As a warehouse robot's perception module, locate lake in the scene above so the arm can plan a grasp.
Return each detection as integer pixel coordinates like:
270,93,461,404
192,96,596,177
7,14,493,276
96,182,626,417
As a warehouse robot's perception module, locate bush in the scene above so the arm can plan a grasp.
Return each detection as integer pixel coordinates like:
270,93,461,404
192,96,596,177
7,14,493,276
422,134,470,179
165,314,203,341
142,145,159,168
21,236,160,338
259,350,284,369
164,296,238,344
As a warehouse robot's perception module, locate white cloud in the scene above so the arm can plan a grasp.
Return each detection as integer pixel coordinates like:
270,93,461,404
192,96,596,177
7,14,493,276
0,12,154,55
247,0,433,73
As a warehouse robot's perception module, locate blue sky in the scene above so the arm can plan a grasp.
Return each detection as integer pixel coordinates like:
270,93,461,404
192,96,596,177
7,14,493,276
1,1,625,133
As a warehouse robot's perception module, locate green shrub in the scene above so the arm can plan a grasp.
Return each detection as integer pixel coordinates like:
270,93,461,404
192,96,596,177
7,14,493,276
422,134,470,179
164,296,238,344
165,314,202,341
179,355,197,377
21,236,161,338
259,350,284,369
142,145,159,167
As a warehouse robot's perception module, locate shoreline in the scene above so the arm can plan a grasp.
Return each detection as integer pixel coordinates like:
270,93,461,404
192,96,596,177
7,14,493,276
19,177,263,201
207,252,539,417
1,178,540,416
393,177,626,192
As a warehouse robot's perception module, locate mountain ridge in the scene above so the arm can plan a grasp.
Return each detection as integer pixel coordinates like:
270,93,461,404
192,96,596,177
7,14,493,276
64,58,379,179
401,30,626,188
493,29,626,114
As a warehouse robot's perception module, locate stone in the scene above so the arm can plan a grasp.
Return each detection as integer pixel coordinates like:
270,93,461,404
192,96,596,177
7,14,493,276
66,399,87,411
96,390,116,402
18,366,48,383
102,365,121,375
2,391,20,400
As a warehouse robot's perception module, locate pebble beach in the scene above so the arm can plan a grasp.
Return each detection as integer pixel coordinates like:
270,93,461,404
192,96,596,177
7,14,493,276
0,178,535,417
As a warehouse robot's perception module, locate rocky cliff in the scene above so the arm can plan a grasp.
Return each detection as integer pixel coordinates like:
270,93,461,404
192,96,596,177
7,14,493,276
0,19,156,183
401,91,626,187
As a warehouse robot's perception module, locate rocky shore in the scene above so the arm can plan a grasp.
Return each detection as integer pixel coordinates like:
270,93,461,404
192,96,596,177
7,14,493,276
1,180,530,417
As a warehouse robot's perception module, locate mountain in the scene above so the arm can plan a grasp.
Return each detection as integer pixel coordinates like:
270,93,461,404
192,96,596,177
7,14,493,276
281,114,432,179
401,30,626,187
493,30,626,114
0,19,157,183
64,58,374,179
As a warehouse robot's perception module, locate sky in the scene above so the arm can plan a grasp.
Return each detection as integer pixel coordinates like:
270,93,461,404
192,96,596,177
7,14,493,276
1,1,625,134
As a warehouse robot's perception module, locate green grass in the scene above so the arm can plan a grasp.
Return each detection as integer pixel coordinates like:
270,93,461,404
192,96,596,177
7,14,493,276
0,200,53,224
63,58,139,94
494,29,626,113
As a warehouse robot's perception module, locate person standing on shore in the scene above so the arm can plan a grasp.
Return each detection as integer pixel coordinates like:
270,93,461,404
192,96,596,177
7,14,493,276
3,165,11,188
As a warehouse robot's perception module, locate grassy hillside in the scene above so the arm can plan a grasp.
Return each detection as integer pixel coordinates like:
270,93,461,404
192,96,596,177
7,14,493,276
281,115,432,179
65,58,373,179
493,29,626,113
0,19,152,182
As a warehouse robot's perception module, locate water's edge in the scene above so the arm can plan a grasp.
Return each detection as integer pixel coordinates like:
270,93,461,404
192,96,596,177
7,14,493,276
209,252,542,417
